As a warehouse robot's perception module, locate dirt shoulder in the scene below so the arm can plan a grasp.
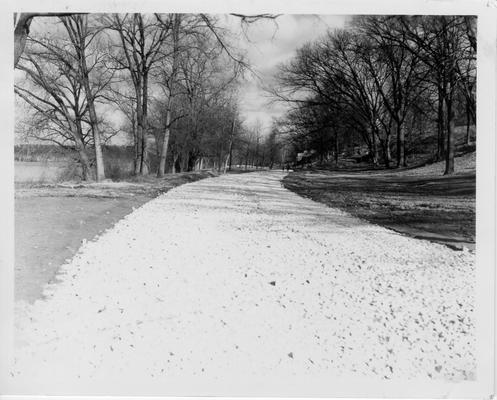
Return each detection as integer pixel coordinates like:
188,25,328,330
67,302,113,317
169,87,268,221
283,160,475,251
15,171,218,303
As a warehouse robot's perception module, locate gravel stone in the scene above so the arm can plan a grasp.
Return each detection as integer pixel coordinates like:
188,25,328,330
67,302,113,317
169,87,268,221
12,171,475,383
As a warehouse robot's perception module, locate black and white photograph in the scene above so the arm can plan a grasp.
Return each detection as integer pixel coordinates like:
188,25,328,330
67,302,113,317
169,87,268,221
1,0,495,397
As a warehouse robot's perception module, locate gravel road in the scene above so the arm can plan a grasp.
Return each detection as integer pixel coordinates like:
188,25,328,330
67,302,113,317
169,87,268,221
12,171,475,388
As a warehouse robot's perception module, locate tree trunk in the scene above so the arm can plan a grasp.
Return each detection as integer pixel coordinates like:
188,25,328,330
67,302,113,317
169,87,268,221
129,109,138,173
135,125,143,175
444,95,455,175
255,137,260,169
437,88,445,161
228,142,234,171
14,14,34,68
334,131,339,165
89,106,105,181
227,116,235,172
371,128,379,166
157,14,180,177
217,154,223,172
63,15,107,182
157,108,171,177
77,146,92,181
140,71,150,175
72,120,92,181
384,132,392,168
134,83,143,175
223,154,230,174
465,98,472,145
80,53,105,181
396,120,406,168
172,153,179,174
186,152,195,172
176,156,181,173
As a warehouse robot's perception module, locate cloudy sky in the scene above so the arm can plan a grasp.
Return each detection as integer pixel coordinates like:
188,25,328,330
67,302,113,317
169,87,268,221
222,14,349,134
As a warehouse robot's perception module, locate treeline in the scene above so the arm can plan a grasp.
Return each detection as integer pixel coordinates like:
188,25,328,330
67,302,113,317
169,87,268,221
273,16,476,174
14,13,255,181
228,123,284,170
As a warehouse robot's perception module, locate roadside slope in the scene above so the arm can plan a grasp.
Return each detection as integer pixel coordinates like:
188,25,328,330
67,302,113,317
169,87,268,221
283,153,475,250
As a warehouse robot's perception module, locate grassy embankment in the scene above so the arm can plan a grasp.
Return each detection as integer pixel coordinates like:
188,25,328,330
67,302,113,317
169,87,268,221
283,150,475,251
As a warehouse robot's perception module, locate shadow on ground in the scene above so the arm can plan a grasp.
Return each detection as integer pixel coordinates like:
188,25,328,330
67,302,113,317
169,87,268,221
283,170,475,251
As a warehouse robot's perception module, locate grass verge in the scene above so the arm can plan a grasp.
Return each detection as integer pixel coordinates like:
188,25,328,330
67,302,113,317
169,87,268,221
283,168,475,251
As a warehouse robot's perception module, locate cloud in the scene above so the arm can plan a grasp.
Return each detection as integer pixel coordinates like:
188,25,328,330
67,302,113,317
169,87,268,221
227,14,349,132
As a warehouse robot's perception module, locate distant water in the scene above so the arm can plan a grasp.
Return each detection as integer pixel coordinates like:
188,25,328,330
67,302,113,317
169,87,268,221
15,161,73,183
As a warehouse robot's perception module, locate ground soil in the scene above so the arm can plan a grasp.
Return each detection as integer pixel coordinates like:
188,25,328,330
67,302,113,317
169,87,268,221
283,153,475,250
15,171,218,303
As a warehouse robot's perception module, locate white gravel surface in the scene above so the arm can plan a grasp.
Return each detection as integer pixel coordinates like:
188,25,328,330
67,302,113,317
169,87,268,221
12,171,475,388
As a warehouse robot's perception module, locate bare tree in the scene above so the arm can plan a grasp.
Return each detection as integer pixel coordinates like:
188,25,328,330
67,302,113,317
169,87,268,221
156,14,182,177
106,13,172,175
14,12,278,68
272,16,475,174
274,32,384,165
15,40,94,179
14,13,82,67
224,106,238,172
60,15,112,181
355,16,425,168
396,16,474,174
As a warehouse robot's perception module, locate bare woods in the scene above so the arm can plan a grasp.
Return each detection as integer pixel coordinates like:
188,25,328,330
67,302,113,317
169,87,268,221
14,13,260,181
14,14,476,181
272,16,476,174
